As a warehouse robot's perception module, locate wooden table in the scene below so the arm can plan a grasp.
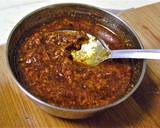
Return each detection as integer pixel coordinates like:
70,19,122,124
0,3,160,128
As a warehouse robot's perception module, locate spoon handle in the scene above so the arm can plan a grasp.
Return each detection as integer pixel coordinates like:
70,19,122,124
111,49,160,59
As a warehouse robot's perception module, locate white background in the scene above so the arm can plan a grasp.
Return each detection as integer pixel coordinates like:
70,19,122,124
0,0,159,45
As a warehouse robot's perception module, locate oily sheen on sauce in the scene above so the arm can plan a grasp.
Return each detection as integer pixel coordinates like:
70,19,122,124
17,18,133,109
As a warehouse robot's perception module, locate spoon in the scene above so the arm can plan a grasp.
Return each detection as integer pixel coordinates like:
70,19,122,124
71,37,160,66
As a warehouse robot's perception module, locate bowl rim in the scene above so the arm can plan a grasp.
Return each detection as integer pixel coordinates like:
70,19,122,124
6,3,146,113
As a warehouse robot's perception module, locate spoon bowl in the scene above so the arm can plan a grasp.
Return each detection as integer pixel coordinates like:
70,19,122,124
71,38,160,66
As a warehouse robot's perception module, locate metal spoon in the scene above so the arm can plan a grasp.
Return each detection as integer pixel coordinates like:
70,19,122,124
71,38,160,66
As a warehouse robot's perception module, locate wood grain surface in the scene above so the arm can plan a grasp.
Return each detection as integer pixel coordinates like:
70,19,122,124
0,3,160,128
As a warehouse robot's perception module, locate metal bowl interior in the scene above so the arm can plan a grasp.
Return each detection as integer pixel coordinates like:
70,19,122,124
6,3,146,119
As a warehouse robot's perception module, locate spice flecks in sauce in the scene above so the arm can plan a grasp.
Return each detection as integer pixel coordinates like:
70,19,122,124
17,19,132,109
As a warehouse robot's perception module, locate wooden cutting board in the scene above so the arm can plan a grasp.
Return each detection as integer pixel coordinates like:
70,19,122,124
0,3,160,128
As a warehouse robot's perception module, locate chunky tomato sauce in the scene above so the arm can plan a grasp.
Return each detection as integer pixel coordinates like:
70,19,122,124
18,18,132,109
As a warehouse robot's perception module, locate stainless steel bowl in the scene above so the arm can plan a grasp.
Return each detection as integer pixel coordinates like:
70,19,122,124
6,3,146,119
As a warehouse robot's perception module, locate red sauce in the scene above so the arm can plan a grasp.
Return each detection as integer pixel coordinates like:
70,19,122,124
18,18,132,109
